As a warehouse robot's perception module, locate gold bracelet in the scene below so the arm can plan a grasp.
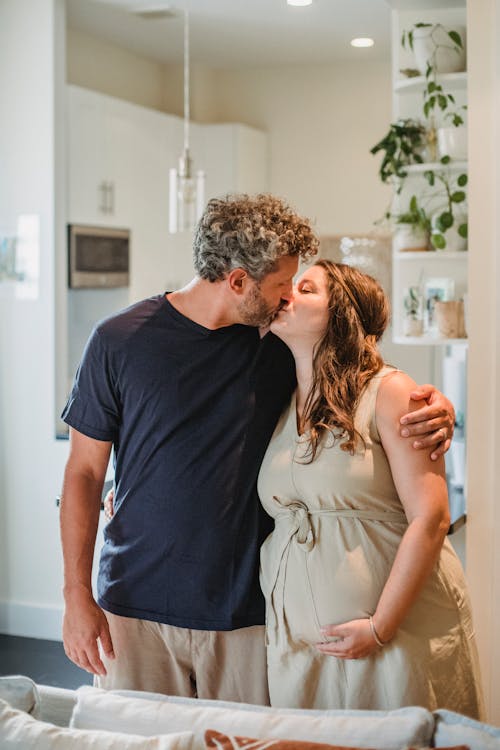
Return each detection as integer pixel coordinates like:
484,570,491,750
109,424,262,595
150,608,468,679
369,615,386,647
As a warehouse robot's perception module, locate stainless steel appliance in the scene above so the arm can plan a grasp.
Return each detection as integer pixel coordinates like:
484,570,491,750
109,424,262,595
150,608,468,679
68,224,130,288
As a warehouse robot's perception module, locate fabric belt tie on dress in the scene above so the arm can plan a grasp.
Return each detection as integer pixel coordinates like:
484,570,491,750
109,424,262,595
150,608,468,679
265,498,407,648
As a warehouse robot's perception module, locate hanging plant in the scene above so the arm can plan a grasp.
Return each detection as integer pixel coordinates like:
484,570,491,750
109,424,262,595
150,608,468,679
370,119,427,191
401,23,465,75
401,25,466,127
423,156,468,249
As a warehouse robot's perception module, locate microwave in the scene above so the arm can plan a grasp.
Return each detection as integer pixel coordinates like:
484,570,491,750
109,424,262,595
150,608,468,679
68,224,130,288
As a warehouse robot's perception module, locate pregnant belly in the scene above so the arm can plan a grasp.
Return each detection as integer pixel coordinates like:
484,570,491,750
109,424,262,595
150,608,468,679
280,531,400,645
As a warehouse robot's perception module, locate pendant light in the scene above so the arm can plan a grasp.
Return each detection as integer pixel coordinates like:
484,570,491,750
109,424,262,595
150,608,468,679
169,9,205,233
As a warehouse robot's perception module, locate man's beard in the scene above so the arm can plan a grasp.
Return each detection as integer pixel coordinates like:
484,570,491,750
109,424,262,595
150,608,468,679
237,285,278,327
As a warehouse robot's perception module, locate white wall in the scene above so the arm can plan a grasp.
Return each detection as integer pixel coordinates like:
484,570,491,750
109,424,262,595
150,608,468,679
66,28,220,122
213,62,392,236
466,0,500,724
0,0,70,638
67,27,168,113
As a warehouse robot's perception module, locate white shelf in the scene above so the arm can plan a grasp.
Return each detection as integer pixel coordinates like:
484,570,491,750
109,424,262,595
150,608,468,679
394,72,467,93
393,335,468,347
393,250,468,260
404,161,467,174
391,10,468,358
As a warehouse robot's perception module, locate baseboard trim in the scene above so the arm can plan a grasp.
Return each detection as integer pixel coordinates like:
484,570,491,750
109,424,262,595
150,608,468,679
0,600,63,641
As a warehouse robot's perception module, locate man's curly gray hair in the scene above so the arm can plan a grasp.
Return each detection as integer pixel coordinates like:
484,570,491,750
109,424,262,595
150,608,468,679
193,194,319,282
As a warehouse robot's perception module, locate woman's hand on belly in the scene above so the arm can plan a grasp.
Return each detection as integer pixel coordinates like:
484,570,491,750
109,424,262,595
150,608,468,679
315,618,380,659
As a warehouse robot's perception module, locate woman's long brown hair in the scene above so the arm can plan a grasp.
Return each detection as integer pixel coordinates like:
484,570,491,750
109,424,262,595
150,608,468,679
302,260,390,462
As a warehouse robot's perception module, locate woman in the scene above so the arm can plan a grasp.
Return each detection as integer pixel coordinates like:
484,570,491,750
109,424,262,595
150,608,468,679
258,260,484,717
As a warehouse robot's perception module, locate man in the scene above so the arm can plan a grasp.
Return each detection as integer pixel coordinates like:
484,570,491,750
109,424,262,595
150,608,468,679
60,194,454,705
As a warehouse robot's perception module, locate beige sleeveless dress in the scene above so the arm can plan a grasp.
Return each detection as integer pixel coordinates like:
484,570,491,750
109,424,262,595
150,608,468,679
258,367,484,717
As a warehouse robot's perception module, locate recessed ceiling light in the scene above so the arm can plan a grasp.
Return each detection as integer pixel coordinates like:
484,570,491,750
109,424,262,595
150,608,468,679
287,0,313,6
351,37,375,48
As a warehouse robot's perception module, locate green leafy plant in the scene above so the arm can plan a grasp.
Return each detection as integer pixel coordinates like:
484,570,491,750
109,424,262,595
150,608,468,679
370,119,427,190
399,67,421,78
423,156,468,248
401,24,465,126
443,104,468,128
401,22,464,67
403,286,423,320
393,194,431,233
422,76,464,124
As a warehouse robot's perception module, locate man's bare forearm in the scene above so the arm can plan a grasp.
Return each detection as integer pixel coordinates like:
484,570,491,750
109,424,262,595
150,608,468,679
60,466,103,597
60,430,114,674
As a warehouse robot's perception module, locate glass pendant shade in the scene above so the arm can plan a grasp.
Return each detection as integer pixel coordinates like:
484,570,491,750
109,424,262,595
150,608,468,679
169,149,205,234
169,10,205,234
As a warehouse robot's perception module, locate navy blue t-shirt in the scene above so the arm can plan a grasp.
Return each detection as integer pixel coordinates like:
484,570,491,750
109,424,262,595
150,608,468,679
62,294,295,630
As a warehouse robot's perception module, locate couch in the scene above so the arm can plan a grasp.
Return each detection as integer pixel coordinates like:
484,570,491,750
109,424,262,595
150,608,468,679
0,675,499,749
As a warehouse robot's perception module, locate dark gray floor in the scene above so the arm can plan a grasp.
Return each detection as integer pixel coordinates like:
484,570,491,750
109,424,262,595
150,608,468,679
0,634,93,689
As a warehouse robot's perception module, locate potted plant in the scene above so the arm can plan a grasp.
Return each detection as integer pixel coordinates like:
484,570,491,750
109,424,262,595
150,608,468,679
370,119,427,191
401,23,466,76
437,105,468,160
391,195,431,253
424,157,468,250
403,285,424,336
402,25,466,162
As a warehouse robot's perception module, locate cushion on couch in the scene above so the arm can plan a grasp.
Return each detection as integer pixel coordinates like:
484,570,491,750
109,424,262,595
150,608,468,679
205,730,470,750
0,698,202,750
0,675,40,718
433,710,500,750
205,728,379,750
37,684,77,727
71,686,435,750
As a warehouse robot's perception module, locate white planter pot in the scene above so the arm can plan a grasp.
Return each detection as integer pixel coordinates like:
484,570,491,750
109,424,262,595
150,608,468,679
412,25,466,75
393,225,429,253
437,126,468,160
431,211,467,252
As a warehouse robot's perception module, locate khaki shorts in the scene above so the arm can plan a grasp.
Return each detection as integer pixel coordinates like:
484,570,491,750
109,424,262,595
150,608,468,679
95,611,269,705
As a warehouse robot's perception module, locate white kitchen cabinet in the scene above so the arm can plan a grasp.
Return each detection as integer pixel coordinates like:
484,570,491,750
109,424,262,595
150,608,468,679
67,85,268,301
67,87,184,232
67,86,137,226
122,104,178,302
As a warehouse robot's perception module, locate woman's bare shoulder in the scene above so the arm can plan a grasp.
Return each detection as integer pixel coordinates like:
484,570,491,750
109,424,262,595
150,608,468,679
376,370,420,425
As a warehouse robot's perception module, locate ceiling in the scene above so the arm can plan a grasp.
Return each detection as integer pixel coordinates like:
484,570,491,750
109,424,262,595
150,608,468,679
66,0,392,69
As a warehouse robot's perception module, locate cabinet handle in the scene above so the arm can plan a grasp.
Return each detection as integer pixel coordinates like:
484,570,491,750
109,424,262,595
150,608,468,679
108,181,115,215
98,181,108,213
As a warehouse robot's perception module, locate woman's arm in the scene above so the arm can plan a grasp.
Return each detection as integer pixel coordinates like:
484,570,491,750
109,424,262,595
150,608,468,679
317,371,450,659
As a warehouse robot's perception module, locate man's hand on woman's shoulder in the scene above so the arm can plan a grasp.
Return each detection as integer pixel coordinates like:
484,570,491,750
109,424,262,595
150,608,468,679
398,381,455,460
